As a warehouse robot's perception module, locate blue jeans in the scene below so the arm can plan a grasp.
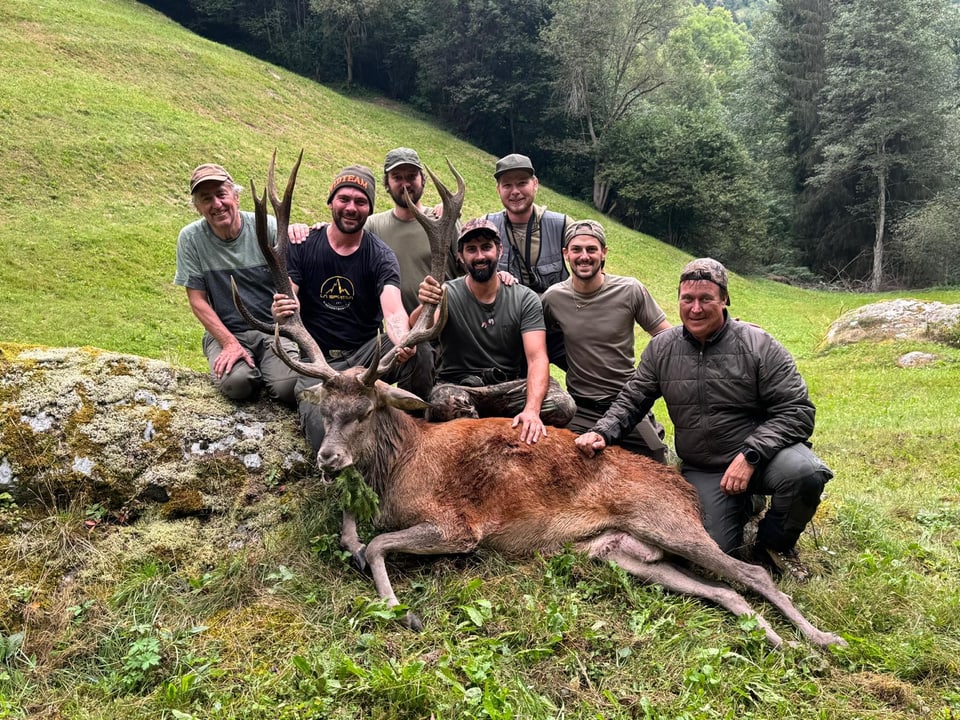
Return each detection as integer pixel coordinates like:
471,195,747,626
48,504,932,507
682,443,834,556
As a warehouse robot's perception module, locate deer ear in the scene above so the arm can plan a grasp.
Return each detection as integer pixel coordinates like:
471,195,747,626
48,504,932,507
381,384,429,411
297,384,324,405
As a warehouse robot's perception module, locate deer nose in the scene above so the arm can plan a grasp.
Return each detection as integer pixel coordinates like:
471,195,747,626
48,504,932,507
318,446,349,472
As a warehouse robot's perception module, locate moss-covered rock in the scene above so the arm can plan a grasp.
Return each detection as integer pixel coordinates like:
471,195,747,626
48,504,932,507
823,299,960,348
0,343,312,519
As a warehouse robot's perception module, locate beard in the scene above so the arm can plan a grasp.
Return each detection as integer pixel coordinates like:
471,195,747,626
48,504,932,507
332,208,365,234
573,261,602,280
388,183,424,209
466,260,496,283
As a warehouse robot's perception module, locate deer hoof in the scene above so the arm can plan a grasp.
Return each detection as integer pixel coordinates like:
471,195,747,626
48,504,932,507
352,547,367,572
402,611,424,633
825,633,848,648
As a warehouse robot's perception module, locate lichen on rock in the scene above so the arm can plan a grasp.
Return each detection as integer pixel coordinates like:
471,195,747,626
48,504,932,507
823,299,960,348
0,343,312,519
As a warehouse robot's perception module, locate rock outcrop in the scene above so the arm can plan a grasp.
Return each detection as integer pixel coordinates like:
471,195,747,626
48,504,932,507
0,343,312,521
823,299,960,348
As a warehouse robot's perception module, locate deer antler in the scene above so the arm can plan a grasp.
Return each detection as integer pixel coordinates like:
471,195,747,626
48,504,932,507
372,160,464,379
231,150,338,381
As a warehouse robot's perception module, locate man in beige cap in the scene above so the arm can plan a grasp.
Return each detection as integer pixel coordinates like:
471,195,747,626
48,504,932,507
575,258,834,581
174,163,308,406
485,153,573,368
542,219,671,462
412,218,575,444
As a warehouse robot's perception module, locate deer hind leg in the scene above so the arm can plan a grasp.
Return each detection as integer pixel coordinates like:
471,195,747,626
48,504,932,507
580,532,788,647
364,522,478,632
681,543,846,648
653,527,847,648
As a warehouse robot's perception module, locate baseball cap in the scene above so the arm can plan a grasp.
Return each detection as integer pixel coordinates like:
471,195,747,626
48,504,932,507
680,258,731,306
563,219,606,247
327,165,376,211
458,217,501,247
494,153,535,180
189,163,233,194
384,147,423,173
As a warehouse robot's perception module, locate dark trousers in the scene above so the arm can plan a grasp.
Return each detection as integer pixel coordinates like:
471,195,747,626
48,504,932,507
426,377,576,428
682,443,833,556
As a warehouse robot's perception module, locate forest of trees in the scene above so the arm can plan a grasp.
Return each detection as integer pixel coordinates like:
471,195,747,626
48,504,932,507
146,0,960,290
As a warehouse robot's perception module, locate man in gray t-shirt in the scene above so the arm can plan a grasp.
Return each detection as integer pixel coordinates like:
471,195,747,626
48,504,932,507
542,219,671,462
174,162,308,406
413,218,575,444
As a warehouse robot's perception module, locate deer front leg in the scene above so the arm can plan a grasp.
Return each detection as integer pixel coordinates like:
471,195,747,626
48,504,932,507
364,522,477,632
339,510,367,570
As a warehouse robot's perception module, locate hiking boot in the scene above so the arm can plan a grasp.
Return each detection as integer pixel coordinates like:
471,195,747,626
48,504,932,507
760,546,811,583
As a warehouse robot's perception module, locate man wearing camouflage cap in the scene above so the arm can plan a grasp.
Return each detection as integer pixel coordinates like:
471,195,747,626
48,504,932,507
542,219,672,462
575,258,834,581
412,217,575,444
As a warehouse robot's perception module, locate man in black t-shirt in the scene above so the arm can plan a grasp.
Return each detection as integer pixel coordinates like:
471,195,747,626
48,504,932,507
272,165,432,452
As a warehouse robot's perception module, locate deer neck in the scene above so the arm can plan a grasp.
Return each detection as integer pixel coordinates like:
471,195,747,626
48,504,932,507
355,405,418,496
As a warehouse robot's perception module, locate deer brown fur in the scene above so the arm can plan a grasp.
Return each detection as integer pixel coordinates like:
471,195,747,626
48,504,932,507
236,153,846,649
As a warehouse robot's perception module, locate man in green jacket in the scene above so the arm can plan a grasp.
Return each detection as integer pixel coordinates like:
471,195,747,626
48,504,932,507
574,258,833,581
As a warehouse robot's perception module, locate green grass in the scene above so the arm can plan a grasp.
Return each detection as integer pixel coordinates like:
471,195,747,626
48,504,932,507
2,0,960,718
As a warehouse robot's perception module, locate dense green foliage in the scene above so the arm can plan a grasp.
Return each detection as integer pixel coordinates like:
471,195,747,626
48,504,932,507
2,1,960,718
143,0,960,288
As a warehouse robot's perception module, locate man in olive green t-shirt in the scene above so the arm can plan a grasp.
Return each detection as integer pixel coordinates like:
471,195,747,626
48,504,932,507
364,147,461,313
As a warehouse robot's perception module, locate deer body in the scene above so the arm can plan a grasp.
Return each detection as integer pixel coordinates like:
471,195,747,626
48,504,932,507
301,371,845,648
235,154,845,649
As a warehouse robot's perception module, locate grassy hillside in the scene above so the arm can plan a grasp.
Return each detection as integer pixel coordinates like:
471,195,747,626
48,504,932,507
2,0,960,718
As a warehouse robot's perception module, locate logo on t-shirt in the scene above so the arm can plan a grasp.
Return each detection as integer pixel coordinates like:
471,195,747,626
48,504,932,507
319,276,355,311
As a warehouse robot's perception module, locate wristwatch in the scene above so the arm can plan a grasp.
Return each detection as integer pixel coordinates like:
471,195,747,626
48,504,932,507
742,448,761,466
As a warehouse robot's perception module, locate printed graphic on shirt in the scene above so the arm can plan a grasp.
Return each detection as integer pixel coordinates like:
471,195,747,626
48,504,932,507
320,276,355,311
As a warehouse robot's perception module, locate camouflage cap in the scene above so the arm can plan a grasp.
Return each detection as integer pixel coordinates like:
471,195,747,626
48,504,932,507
189,163,234,194
383,147,423,173
563,219,606,247
494,153,535,180
458,217,501,247
679,258,730,306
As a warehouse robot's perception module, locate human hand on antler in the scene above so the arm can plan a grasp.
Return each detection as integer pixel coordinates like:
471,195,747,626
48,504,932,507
417,275,444,305
271,292,299,324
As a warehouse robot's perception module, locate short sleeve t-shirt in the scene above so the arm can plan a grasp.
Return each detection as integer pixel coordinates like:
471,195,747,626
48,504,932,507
542,273,666,400
364,208,461,313
436,277,545,383
173,210,278,333
288,228,401,353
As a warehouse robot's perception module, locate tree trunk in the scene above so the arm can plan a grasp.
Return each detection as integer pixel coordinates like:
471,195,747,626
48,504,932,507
593,172,610,212
344,36,353,87
871,171,886,292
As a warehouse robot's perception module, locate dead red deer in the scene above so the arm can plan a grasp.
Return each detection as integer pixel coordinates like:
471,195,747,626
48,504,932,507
234,153,846,649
